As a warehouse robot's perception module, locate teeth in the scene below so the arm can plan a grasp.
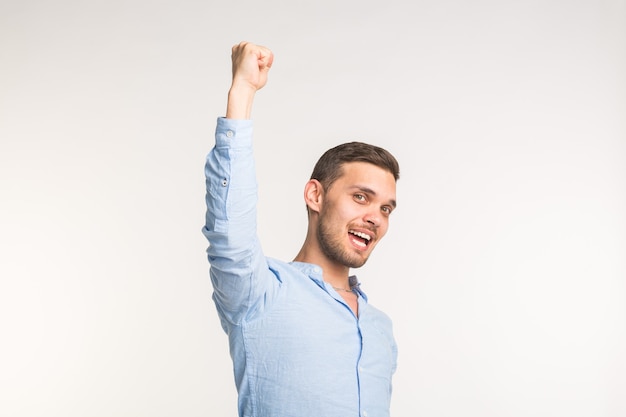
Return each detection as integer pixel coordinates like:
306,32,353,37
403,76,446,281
352,239,366,248
350,231,371,241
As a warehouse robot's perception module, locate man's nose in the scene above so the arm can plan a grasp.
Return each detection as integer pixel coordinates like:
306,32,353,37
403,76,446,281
363,210,380,228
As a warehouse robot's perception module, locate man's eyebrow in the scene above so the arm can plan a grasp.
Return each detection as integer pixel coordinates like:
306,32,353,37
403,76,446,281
352,185,397,208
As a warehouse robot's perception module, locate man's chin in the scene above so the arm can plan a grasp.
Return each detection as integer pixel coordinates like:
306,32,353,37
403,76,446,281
346,255,369,269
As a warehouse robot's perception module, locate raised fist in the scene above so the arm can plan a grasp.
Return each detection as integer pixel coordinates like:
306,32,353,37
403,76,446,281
230,41,274,92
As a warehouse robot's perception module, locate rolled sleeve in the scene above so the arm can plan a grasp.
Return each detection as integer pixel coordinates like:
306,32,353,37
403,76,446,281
203,118,278,326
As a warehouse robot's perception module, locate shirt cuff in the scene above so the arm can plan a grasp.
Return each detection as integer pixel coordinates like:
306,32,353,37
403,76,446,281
215,117,253,149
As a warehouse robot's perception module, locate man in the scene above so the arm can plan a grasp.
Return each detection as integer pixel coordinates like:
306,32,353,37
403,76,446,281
203,41,400,417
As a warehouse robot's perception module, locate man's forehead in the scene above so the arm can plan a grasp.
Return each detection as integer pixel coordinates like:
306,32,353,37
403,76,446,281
339,161,396,179
340,161,395,180
339,163,397,200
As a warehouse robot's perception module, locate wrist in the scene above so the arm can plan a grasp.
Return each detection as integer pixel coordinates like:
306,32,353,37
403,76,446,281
226,83,257,119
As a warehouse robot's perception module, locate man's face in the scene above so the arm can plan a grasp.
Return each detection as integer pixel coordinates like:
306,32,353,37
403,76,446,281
316,162,397,268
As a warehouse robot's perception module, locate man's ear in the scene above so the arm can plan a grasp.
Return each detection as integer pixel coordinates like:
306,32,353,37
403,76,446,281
303,179,324,214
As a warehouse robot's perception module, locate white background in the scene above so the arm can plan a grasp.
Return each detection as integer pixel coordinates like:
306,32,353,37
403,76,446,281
1,0,625,416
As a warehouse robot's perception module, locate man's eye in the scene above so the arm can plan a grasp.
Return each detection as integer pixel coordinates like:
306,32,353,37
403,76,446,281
382,206,393,215
354,194,366,202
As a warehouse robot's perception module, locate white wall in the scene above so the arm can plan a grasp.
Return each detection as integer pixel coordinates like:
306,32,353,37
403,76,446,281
1,0,625,416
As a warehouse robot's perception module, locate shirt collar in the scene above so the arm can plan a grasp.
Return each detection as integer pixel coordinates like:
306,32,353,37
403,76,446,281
289,261,368,301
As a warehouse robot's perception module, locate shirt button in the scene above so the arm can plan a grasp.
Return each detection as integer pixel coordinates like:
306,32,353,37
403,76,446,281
226,130,234,138
362,411,368,417
222,179,228,186
358,366,364,372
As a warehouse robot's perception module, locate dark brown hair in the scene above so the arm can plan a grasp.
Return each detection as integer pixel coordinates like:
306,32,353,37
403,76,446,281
310,141,400,190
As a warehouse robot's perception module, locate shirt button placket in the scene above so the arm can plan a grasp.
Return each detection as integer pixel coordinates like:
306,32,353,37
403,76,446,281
357,322,366,417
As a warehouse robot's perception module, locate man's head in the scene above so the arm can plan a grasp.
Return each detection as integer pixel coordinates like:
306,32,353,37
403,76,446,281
303,142,400,269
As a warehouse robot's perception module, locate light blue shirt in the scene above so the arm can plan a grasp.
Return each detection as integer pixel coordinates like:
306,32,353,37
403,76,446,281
203,118,397,417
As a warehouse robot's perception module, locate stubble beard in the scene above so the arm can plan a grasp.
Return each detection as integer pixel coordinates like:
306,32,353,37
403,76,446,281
316,210,369,269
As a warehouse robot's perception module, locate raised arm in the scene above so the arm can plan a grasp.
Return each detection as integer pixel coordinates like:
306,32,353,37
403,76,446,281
226,41,274,119
203,42,277,327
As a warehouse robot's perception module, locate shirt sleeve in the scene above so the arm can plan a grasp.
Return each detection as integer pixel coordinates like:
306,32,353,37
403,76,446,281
202,117,279,326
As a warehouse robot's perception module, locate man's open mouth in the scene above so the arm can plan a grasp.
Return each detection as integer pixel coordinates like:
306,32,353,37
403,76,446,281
348,230,372,248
